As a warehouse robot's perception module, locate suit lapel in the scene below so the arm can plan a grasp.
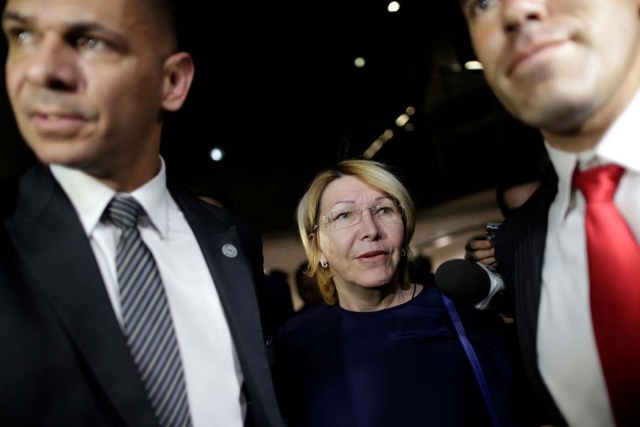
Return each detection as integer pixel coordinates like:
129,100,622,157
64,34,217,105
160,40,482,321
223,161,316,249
172,188,266,360
171,187,282,425
498,170,565,425
8,166,157,426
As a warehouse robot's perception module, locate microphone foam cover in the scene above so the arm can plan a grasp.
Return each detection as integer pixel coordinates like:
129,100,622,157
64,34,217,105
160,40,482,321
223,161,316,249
434,259,491,304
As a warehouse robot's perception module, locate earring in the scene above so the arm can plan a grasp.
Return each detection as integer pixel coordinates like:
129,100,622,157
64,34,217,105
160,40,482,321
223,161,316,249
400,248,406,257
320,260,328,268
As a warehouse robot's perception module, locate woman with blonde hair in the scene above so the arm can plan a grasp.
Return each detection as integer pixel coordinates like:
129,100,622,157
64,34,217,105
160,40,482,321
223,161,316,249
274,159,528,427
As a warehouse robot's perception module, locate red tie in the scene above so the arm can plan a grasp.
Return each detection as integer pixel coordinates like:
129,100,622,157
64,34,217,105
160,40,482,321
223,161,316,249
573,164,640,426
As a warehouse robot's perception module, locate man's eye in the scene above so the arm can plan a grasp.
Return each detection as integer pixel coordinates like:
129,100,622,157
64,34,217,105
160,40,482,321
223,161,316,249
477,0,494,10
18,31,34,44
11,29,37,47
465,0,497,17
77,37,107,51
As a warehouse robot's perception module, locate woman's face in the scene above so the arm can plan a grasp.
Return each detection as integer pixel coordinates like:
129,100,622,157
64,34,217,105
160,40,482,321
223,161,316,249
315,175,405,293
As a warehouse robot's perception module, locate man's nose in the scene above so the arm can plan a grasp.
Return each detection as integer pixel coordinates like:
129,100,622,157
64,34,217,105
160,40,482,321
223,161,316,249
24,34,79,90
501,0,548,34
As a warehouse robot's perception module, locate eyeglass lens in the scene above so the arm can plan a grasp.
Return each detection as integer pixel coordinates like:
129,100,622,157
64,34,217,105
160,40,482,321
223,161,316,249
322,203,402,230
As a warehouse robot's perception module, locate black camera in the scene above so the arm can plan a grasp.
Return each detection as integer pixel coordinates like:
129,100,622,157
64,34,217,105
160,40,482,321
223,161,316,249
485,222,502,242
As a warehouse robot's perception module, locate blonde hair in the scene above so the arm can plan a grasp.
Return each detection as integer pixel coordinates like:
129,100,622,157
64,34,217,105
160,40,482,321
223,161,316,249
295,159,416,305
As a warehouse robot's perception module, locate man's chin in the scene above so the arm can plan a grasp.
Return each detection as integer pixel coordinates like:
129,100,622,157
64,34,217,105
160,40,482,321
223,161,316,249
27,140,90,168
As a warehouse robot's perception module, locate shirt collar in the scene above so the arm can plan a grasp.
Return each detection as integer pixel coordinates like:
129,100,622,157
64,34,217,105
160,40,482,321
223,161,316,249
596,88,640,173
545,87,640,217
545,142,578,218
50,157,170,239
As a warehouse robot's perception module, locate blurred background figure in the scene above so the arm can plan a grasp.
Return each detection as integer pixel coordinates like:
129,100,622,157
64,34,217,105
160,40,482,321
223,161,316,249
293,261,324,313
466,151,551,266
264,269,296,333
408,253,435,286
186,174,237,212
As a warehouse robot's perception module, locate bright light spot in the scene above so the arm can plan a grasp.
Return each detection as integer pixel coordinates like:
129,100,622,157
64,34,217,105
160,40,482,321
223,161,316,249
387,1,400,12
395,114,410,127
354,57,366,68
431,235,453,249
465,60,484,70
209,147,224,162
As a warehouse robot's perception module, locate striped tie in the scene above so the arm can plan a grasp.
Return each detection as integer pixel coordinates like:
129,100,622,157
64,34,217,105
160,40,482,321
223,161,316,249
107,195,192,427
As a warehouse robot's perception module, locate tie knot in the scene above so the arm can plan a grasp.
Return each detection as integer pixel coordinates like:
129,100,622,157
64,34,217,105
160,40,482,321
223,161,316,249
573,164,625,203
107,195,144,229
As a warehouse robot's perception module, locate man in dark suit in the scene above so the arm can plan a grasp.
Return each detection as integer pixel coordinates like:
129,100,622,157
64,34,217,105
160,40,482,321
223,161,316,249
0,0,285,426
458,0,640,426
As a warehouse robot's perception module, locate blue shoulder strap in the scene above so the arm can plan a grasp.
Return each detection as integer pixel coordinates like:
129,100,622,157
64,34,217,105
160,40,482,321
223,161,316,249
441,294,501,427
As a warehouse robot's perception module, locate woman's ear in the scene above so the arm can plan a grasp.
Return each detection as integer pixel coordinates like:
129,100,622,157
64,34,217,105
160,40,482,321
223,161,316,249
310,233,326,267
161,52,195,112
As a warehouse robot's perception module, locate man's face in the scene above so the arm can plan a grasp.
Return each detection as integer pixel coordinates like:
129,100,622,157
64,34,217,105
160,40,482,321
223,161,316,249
461,0,640,140
2,0,175,181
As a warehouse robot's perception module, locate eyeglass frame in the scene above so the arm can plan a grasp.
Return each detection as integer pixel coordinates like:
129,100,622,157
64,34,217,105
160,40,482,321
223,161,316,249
313,201,405,232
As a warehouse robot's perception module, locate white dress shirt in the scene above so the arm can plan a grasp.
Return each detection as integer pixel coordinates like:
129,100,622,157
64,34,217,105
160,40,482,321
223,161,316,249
50,158,245,427
538,90,640,427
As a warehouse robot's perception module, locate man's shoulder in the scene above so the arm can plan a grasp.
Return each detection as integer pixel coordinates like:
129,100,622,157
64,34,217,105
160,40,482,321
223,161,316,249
0,163,52,218
168,181,262,240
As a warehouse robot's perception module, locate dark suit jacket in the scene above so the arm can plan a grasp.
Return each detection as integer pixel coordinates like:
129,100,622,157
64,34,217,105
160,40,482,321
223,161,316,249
494,169,568,426
0,164,285,427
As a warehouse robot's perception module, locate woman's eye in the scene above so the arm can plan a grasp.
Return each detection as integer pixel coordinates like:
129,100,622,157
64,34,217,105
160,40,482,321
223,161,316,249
334,211,353,221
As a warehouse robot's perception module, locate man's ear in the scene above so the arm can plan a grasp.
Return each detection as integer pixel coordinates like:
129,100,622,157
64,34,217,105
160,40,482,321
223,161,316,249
162,52,195,112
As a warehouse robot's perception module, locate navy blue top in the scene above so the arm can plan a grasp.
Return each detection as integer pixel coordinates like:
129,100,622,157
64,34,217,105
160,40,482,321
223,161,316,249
274,280,527,427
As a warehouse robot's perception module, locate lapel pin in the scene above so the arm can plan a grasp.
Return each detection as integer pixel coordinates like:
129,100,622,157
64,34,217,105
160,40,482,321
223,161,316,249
222,244,238,258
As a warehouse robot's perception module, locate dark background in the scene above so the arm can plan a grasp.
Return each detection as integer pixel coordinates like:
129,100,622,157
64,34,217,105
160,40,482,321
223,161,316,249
0,0,545,234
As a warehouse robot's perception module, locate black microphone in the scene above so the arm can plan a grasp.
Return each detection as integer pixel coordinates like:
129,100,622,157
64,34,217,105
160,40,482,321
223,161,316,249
434,259,506,310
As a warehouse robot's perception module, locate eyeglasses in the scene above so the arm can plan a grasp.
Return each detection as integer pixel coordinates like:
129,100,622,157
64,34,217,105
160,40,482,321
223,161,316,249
314,202,404,231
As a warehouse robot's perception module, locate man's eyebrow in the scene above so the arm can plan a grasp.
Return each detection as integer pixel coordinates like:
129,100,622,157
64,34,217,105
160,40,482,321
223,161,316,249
66,22,114,34
2,10,28,25
2,11,115,35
